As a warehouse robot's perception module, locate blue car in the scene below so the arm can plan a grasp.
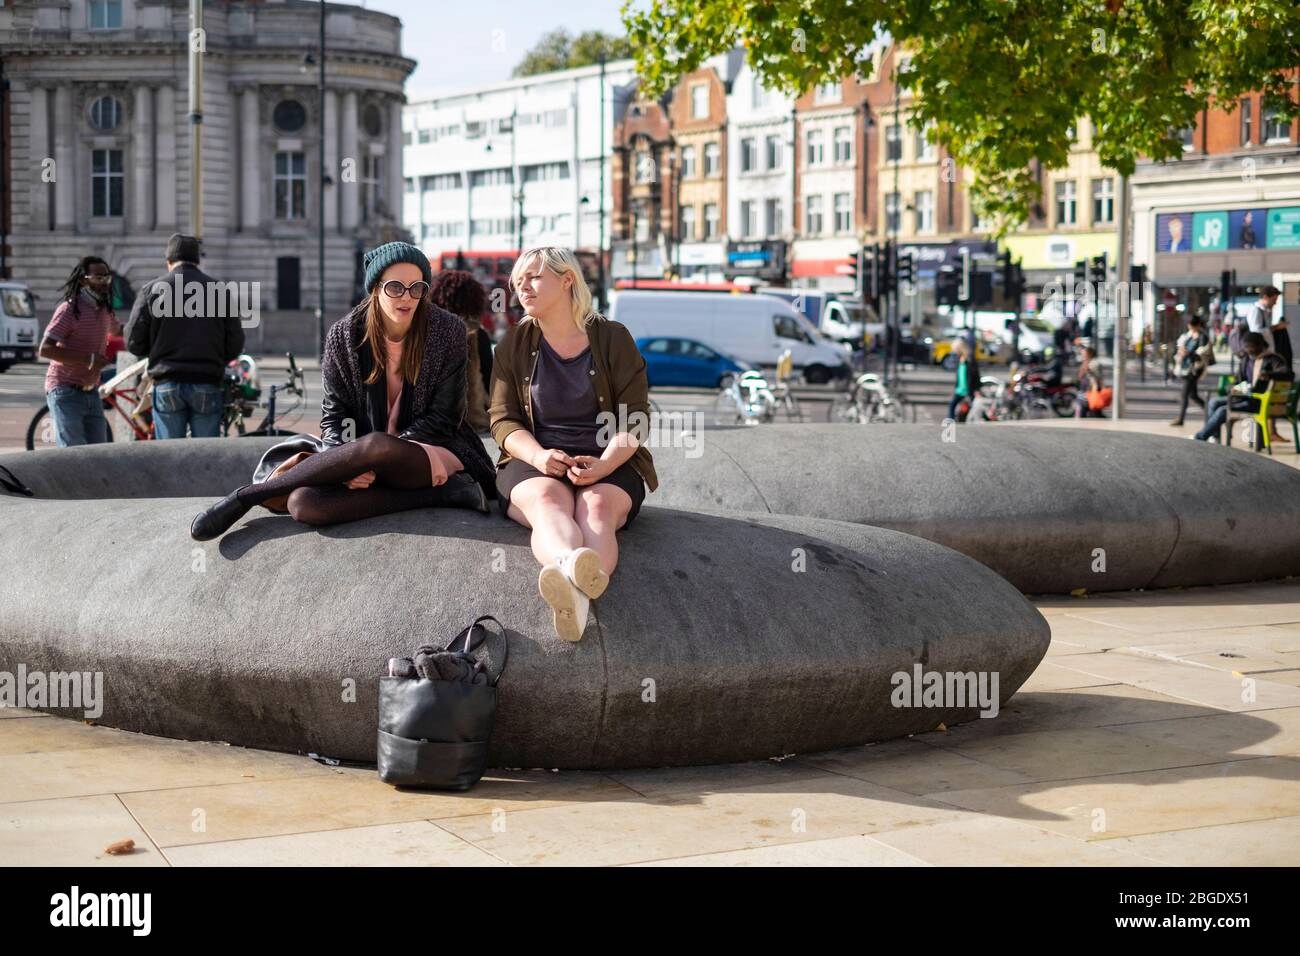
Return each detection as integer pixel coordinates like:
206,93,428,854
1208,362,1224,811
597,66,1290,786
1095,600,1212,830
636,336,748,388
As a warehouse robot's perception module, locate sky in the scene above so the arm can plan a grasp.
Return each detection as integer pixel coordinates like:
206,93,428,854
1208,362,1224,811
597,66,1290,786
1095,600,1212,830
346,0,632,99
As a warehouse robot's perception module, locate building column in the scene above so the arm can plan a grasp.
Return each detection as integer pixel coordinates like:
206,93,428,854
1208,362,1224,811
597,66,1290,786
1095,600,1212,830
387,98,403,222
154,85,177,228
131,85,154,230
339,91,359,231
322,89,338,231
239,88,259,230
52,85,75,230
28,86,51,231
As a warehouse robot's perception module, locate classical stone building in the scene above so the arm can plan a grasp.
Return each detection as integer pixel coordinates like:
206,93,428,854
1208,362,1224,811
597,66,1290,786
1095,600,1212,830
0,0,413,351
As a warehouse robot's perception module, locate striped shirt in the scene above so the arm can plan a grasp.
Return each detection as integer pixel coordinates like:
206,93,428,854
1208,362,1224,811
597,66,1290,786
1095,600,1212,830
43,292,114,391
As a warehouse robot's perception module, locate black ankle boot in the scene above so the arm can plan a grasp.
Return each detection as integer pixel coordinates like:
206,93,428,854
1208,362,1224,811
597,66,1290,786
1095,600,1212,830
432,473,489,513
191,489,255,540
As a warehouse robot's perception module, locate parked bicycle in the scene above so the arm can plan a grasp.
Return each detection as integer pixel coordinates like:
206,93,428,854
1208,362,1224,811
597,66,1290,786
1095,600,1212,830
26,352,306,450
713,370,779,426
826,372,913,424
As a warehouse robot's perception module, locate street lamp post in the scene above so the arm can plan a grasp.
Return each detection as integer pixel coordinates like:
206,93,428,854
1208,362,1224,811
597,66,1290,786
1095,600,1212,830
511,106,523,255
598,55,607,311
631,201,640,286
889,66,901,388
1112,174,1131,418
317,0,326,359
187,0,204,239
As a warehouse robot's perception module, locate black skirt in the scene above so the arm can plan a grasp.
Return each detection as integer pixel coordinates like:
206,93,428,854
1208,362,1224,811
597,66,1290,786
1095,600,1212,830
496,447,645,528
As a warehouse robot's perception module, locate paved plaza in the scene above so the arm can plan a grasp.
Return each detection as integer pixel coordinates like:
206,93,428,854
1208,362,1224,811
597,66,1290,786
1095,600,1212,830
4,540,1297,866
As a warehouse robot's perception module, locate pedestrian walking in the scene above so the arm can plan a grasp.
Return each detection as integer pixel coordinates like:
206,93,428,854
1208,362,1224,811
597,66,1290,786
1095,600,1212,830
37,256,118,446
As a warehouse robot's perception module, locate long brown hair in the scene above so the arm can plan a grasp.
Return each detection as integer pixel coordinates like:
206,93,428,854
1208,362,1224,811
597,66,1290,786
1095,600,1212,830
362,288,430,385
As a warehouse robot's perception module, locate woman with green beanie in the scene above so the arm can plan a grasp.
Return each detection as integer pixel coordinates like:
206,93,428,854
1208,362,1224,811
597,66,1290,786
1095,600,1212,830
189,241,496,540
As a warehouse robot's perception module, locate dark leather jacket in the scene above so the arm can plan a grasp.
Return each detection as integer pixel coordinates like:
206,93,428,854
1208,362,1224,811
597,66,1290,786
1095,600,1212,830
489,315,657,491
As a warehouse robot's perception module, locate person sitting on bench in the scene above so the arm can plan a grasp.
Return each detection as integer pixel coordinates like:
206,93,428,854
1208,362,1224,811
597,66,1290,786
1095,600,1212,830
1194,332,1294,443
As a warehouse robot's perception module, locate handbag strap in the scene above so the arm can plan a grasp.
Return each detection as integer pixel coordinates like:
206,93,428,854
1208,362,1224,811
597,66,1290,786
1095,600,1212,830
0,464,33,498
444,615,509,686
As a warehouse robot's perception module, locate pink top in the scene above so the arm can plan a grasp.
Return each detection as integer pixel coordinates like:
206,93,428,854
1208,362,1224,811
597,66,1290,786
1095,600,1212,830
43,294,114,391
382,336,405,435
381,335,456,486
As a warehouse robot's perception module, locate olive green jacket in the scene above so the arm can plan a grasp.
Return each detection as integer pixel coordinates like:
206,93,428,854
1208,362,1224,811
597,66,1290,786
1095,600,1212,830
488,316,658,492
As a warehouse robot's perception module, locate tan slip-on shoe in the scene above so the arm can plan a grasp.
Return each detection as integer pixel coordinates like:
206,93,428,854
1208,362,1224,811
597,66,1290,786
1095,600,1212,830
539,564,590,642
559,546,610,600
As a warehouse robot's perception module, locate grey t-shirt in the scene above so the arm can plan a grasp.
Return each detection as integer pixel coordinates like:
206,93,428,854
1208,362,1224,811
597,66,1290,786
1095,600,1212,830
531,336,601,453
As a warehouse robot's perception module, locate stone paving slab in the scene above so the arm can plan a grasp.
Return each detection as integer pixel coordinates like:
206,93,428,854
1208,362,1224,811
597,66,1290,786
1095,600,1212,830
1,579,1299,865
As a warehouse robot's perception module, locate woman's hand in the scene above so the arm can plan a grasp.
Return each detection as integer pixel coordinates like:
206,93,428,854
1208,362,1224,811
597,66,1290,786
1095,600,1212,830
427,456,449,487
532,447,575,478
345,469,376,490
567,455,613,485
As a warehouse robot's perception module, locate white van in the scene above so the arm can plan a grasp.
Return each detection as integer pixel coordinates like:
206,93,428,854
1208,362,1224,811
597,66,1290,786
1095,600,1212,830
0,282,39,373
609,290,851,383
756,289,871,344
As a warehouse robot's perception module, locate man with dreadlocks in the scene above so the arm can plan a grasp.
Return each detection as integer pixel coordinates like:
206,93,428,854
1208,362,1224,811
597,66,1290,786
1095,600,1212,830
37,256,118,446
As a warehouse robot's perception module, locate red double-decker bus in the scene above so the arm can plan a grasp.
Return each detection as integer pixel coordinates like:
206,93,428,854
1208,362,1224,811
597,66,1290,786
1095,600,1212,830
435,249,604,336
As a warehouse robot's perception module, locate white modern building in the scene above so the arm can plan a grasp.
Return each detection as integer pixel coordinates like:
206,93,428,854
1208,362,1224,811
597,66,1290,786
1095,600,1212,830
402,60,636,265
725,61,795,283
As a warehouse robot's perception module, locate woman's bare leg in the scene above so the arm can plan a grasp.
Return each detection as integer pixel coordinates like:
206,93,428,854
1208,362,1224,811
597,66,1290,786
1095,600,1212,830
505,476,581,567
573,484,633,576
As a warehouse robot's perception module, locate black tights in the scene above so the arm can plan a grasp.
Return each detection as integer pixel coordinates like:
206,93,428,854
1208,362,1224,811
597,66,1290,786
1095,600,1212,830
235,432,451,527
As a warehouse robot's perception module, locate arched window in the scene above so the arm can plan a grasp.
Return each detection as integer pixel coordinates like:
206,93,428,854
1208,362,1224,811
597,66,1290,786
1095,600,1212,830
89,96,122,132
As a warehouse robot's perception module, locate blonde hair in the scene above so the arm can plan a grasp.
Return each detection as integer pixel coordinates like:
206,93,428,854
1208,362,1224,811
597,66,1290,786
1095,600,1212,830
509,246,599,332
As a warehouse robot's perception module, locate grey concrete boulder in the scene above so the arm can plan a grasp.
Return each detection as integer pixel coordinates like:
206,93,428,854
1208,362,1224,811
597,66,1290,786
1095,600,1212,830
0,439,1050,767
646,424,1300,594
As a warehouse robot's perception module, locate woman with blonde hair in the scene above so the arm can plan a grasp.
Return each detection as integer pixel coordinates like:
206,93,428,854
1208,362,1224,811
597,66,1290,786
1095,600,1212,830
190,241,496,540
490,246,657,641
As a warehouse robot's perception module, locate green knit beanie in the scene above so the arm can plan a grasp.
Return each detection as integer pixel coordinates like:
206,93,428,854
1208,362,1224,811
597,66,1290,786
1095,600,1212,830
363,241,432,293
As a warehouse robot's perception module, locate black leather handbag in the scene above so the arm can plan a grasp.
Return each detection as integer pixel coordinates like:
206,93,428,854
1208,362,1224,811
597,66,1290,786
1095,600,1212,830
377,616,508,791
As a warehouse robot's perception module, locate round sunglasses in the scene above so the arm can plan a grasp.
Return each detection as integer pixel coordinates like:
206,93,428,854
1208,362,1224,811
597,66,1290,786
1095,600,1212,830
380,279,429,300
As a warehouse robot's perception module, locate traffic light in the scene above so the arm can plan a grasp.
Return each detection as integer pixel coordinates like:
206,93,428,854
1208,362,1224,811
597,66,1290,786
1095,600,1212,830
1089,253,1108,285
897,253,914,286
1007,258,1026,302
1129,264,1147,286
1220,269,1234,306
998,250,1013,289
874,241,894,296
846,249,860,292
970,271,993,307
936,266,960,307
1073,259,1087,289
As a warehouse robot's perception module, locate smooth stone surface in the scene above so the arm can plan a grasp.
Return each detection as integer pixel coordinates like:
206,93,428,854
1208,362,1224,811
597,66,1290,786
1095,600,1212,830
0,436,283,499
0,476,1049,767
8,422,1290,596
644,424,1300,594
